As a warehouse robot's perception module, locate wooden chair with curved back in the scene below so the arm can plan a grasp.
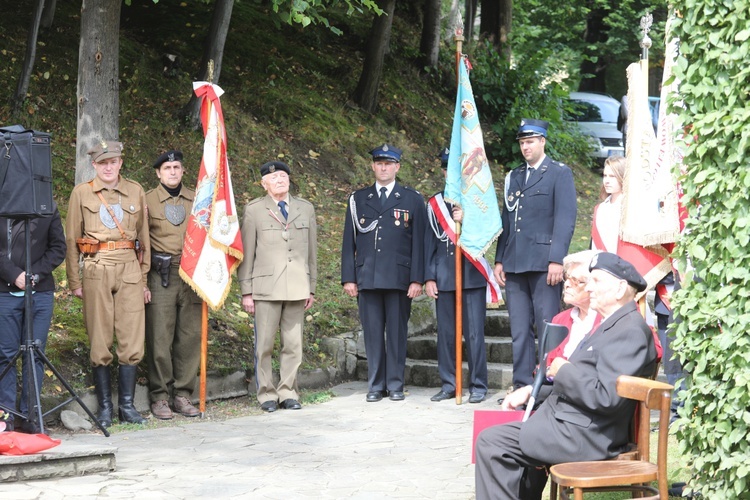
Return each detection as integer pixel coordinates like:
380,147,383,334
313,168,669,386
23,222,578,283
548,375,673,500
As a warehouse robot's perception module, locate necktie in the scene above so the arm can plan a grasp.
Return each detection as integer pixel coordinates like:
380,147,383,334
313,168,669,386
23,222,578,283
278,201,288,220
379,187,387,207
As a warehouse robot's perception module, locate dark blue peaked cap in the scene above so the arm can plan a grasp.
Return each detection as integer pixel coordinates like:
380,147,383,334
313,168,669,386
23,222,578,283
516,118,549,140
370,144,402,162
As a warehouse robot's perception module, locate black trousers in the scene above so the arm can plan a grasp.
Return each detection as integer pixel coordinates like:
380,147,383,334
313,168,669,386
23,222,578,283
504,272,562,387
435,287,488,395
358,289,412,392
475,421,549,500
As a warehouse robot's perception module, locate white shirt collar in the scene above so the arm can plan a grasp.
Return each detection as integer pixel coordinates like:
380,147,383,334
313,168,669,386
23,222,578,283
526,154,546,171
375,180,396,198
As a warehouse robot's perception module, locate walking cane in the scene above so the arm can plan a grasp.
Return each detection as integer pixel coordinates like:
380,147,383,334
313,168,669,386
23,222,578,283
523,322,569,422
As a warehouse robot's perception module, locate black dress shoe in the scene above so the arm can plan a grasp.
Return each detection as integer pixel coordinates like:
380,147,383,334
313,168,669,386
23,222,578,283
366,391,386,402
280,399,302,410
261,400,278,413
469,392,486,404
389,391,405,401
430,390,456,402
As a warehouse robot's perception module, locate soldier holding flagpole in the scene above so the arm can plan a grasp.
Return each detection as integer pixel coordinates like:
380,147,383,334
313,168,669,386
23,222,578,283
425,149,493,404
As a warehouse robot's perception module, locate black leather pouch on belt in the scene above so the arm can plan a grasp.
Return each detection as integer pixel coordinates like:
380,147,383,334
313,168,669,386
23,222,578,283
151,253,172,287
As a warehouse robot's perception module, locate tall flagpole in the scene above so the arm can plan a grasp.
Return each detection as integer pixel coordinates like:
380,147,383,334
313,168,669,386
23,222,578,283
453,13,464,405
196,61,215,416
639,13,653,99
637,16,652,320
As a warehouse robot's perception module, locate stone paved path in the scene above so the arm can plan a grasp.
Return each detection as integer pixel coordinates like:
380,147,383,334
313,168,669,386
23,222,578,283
0,381,496,499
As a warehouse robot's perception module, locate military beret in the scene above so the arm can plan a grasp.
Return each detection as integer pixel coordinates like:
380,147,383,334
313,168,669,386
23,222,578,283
589,252,647,292
260,161,290,176
438,147,450,168
516,118,549,140
370,144,402,162
88,140,123,162
152,150,183,169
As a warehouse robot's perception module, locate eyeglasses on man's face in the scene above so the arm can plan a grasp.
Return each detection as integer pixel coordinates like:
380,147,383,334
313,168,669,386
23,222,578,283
564,273,588,288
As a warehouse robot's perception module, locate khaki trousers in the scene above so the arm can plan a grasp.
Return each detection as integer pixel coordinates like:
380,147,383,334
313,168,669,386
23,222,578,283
145,266,202,402
253,299,305,403
82,257,145,366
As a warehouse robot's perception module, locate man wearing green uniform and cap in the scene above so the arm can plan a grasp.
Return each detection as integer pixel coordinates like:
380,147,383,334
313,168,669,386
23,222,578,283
145,150,201,420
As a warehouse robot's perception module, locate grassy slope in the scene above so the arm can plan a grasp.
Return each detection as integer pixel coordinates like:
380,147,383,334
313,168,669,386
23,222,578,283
0,0,600,388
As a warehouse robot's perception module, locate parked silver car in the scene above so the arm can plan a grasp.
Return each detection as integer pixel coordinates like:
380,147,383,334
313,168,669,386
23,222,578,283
567,92,625,166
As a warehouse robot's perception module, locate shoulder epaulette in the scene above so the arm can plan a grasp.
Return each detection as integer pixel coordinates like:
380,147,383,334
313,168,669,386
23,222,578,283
293,196,314,208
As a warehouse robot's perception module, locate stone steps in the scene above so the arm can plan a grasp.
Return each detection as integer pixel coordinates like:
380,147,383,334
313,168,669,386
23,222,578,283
0,442,115,482
400,302,518,390
406,335,513,364
405,359,514,391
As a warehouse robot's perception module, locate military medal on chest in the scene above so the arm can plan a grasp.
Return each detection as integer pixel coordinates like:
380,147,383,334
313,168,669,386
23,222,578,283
393,209,410,227
99,203,124,229
165,201,186,226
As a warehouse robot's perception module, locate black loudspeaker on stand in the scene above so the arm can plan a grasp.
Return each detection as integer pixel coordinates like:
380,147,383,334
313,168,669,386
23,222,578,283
0,125,109,437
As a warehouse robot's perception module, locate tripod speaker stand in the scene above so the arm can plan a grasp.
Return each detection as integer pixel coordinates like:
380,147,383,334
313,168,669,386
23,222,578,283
0,217,110,437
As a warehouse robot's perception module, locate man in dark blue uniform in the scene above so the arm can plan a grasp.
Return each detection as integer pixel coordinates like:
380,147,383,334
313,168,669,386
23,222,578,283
341,144,426,402
425,149,488,403
493,119,577,393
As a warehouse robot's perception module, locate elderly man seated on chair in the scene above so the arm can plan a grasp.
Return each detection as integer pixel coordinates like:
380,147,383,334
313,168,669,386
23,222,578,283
474,252,658,500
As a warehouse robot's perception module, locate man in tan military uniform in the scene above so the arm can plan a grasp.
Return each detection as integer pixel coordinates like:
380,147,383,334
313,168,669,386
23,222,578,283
238,161,317,413
144,150,201,420
65,140,150,426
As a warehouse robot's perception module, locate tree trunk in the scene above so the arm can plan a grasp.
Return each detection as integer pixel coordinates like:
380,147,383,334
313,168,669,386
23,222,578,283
498,0,512,59
578,6,607,93
464,0,477,41
180,0,235,130
76,0,121,184
41,0,57,28
11,0,45,119
351,0,396,114
478,0,511,57
418,0,441,69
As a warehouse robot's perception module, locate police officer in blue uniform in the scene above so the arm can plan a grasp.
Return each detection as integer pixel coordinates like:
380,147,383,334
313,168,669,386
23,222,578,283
425,148,488,404
493,119,577,393
341,144,426,402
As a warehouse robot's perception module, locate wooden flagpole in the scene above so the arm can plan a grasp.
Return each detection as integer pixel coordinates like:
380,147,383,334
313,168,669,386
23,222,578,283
198,60,216,416
200,302,208,414
453,13,465,405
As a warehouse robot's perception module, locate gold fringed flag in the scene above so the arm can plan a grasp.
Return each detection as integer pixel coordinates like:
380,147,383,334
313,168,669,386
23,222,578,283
621,61,681,248
619,41,682,292
179,82,244,310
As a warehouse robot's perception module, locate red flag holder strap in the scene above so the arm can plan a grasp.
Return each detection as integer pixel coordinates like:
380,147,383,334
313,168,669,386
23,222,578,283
428,194,501,303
